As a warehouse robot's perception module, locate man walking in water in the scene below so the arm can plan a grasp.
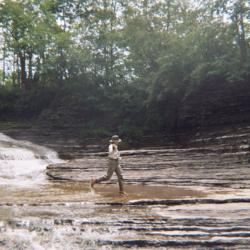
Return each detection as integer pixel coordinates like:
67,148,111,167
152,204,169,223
91,135,127,196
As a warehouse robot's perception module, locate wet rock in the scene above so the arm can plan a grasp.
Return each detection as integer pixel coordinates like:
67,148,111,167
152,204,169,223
0,200,250,249
54,219,73,225
101,197,250,206
100,239,250,247
0,240,5,246
1,125,250,249
46,139,250,188
37,126,250,248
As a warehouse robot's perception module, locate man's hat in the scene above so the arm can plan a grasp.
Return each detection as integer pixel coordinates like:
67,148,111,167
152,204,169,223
110,135,122,143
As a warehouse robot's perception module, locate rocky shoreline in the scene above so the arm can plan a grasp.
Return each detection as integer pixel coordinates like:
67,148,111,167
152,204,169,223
0,124,250,249
43,125,250,248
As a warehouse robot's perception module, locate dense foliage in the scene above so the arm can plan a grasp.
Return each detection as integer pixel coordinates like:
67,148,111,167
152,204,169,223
0,0,249,138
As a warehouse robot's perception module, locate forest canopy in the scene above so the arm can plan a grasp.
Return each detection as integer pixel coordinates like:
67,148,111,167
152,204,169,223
0,0,249,138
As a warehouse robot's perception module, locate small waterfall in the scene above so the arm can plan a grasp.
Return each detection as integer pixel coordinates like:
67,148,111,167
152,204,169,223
0,133,63,187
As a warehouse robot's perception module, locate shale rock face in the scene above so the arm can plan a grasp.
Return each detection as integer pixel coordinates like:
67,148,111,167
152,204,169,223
1,125,250,249
43,125,250,249
47,125,250,189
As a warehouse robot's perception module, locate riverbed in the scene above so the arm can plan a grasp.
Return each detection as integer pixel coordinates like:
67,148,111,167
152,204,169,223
0,127,250,249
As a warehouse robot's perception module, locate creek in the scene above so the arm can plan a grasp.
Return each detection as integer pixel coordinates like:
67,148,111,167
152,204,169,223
0,127,250,249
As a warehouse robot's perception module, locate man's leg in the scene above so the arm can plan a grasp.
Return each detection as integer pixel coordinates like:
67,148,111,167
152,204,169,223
115,163,125,193
92,160,116,187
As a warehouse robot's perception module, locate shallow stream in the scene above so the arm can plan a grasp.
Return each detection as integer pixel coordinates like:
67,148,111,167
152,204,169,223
0,131,250,249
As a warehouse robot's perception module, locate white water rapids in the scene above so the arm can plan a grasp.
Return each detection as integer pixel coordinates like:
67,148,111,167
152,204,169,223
0,133,63,187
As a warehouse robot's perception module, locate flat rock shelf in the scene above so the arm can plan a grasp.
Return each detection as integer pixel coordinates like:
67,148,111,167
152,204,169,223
44,126,250,249
1,125,250,249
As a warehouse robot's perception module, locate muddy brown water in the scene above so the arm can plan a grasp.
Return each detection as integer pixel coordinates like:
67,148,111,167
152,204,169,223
0,182,206,206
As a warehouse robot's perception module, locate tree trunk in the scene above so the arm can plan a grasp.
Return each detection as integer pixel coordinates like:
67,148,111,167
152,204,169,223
166,0,171,31
12,53,16,86
16,55,21,87
143,0,149,17
19,52,27,90
102,0,109,85
28,52,33,79
238,4,247,62
2,44,6,84
109,0,116,85
233,1,247,63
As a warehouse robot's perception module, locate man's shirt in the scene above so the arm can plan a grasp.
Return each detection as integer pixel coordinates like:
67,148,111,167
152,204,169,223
108,144,120,159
